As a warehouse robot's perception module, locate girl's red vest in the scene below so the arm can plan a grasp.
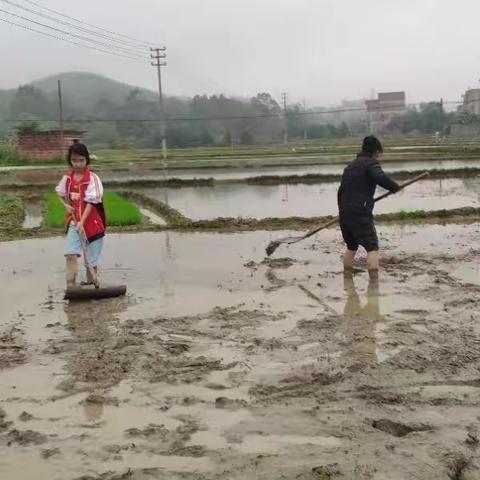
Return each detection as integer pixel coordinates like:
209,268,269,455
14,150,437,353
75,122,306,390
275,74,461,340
65,170,106,243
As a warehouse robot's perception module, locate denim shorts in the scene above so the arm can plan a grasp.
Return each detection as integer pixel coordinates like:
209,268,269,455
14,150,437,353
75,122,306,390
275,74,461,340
65,226,104,267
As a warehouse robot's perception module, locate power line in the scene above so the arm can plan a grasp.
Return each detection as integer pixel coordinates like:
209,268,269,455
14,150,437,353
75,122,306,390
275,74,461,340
0,0,150,53
0,8,148,59
0,17,145,61
20,0,153,48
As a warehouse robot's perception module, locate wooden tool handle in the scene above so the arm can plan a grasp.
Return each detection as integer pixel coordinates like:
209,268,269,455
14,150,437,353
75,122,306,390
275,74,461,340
374,171,429,203
303,171,429,240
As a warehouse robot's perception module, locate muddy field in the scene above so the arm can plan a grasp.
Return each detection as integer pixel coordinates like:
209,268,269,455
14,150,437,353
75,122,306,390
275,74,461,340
1,225,480,479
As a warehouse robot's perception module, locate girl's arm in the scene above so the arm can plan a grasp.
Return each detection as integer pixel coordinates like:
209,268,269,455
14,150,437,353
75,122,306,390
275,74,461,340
84,173,103,204
55,175,74,213
77,203,93,233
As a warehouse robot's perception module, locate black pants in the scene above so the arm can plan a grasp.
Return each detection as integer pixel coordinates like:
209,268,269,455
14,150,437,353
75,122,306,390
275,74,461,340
339,213,379,252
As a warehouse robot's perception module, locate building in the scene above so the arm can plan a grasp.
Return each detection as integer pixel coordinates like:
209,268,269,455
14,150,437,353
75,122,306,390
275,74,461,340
17,130,85,163
365,92,406,134
457,88,480,116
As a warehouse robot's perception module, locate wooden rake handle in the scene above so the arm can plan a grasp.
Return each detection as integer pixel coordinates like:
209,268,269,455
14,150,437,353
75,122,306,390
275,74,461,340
302,171,430,241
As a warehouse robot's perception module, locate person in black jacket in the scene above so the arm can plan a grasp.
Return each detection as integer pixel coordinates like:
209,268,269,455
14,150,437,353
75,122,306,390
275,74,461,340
337,136,400,279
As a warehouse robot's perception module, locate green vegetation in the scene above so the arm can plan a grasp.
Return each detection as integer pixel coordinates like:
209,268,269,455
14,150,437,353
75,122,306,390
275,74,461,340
389,102,451,135
3,71,480,154
0,72,367,148
44,191,141,228
394,209,427,220
0,137,19,165
15,121,40,135
190,207,480,231
44,194,64,228
0,193,24,230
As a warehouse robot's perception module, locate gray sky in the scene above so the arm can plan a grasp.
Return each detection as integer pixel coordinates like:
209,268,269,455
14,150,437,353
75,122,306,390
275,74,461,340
0,0,479,105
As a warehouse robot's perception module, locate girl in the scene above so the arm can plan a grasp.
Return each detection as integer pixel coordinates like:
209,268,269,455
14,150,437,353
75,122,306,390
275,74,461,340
55,141,106,288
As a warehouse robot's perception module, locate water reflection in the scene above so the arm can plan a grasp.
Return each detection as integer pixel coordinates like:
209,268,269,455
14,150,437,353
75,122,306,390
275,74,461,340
342,276,381,366
143,178,479,220
97,158,480,183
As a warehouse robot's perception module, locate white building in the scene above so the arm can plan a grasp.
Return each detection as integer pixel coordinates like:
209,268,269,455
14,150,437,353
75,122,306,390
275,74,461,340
458,88,480,115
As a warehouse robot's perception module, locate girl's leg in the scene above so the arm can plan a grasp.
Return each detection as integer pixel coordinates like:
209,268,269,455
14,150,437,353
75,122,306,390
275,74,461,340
83,237,104,284
66,254,78,287
84,266,97,285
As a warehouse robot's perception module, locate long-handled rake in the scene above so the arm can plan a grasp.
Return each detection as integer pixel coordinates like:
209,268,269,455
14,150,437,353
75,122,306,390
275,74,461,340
265,171,429,257
64,220,127,301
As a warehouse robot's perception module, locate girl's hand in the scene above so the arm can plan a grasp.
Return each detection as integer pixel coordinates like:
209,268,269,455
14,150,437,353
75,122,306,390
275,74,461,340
76,222,85,236
65,204,75,214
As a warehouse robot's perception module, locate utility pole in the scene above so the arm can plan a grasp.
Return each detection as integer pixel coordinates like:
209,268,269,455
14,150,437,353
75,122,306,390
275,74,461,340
150,47,168,161
281,92,288,145
57,80,65,160
302,98,307,141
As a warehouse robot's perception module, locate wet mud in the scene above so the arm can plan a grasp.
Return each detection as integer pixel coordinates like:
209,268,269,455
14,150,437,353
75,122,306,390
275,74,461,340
1,226,480,479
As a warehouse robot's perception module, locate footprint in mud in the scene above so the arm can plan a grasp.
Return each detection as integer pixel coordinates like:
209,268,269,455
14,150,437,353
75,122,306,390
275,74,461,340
41,448,61,459
311,464,342,479
215,396,248,409
5,428,48,446
0,408,12,432
260,257,307,269
18,411,34,422
372,418,433,437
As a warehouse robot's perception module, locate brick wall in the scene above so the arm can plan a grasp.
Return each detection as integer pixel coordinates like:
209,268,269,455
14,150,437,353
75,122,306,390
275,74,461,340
18,131,85,162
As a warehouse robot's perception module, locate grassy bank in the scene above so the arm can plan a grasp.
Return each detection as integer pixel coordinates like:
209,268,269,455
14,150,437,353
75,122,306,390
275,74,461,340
0,193,24,230
44,192,142,228
7,134,480,169
119,191,191,227
2,204,480,242
0,138,19,166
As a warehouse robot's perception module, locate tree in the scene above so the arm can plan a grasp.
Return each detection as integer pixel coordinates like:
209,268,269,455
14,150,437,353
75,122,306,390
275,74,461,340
389,103,448,134
10,85,55,119
337,122,349,137
222,129,232,146
240,131,254,145
15,121,40,135
306,125,326,139
251,92,281,115
389,107,419,133
418,102,447,133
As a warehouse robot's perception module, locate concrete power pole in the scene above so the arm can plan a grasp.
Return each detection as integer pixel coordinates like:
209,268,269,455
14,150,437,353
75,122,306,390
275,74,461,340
302,98,307,141
150,47,168,161
57,80,65,160
281,92,288,145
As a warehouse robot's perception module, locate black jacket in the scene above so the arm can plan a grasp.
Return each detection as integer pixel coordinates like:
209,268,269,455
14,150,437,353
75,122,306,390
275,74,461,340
337,152,400,215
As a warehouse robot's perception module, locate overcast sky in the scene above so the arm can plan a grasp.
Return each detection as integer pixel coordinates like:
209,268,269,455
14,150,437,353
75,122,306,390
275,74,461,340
0,0,479,105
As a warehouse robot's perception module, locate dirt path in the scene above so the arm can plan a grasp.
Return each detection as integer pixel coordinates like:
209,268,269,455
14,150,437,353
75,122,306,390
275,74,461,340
1,226,480,479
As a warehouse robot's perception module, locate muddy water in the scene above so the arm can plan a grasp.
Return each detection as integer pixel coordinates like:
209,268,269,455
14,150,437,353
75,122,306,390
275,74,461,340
98,159,479,183
22,202,43,229
2,159,479,186
1,226,480,479
143,177,479,220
